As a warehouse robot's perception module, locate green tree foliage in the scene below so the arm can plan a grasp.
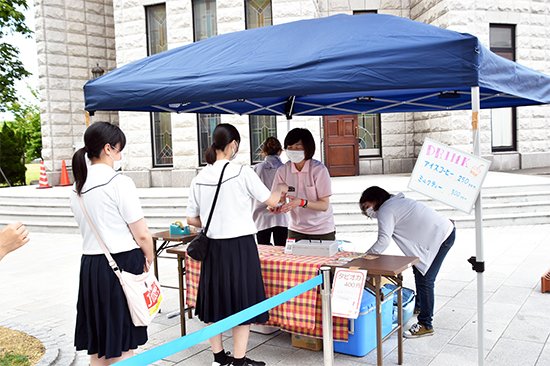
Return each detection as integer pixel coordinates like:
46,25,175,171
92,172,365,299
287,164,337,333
0,122,26,185
8,97,42,160
0,0,32,112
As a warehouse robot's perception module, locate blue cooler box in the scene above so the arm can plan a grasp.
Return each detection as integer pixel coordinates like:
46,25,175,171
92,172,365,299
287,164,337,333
334,287,393,357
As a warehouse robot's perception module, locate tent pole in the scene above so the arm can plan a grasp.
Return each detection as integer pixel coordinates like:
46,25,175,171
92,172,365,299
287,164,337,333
471,86,485,366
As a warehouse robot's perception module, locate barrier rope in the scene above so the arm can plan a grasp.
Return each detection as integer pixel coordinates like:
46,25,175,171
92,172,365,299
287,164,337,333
116,274,323,365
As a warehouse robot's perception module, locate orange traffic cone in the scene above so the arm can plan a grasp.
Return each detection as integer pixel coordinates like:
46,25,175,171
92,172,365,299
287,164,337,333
59,160,71,186
542,270,550,293
37,159,52,189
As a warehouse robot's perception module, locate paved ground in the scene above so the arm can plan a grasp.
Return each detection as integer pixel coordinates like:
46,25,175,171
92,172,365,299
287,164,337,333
1,171,550,365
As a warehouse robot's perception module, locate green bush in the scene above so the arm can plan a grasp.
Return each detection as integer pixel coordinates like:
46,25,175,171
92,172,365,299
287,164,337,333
0,352,30,366
0,123,26,186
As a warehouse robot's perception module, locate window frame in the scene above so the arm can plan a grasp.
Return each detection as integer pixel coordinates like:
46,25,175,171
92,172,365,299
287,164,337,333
489,23,517,152
145,3,173,167
244,0,273,30
197,113,221,166
248,115,278,164
192,0,218,42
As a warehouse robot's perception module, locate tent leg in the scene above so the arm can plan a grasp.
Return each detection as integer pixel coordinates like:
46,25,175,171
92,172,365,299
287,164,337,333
320,266,334,366
471,86,485,366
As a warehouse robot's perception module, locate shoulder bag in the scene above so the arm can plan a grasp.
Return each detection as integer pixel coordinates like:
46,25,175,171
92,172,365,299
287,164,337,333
187,162,229,261
78,196,162,327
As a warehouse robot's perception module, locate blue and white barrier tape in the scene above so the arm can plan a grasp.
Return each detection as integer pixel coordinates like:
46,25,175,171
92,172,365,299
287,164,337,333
116,274,323,365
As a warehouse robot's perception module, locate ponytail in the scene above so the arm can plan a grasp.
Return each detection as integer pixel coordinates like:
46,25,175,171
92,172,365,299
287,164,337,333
205,145,217,165
72,147,88,195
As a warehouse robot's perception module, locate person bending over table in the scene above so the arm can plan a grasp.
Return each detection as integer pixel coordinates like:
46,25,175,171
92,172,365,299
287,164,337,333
186,124,287,366
252,136,288,246
273,128,336,241
359,186,455,338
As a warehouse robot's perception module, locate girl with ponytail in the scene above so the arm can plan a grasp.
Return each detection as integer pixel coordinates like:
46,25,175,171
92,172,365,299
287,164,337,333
69,122,153,365
186,124,288,366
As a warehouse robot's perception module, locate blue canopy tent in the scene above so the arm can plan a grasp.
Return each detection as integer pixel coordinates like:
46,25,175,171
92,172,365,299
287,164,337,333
84,14,550,116
84,14,550,366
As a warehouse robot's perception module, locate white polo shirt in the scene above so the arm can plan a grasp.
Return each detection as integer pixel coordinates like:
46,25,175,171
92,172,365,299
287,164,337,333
186,159,271,239
70,163,143,255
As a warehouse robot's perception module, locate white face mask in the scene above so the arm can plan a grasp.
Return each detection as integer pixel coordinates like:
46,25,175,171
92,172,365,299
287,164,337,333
286,150,305,164
109,152,124,171
365,207,378,219
229,142,239,160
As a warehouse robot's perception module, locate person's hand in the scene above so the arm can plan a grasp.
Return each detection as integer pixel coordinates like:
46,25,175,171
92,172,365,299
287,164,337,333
144,256,153,273
279,196,302,213
275,183,289,196
0,223,29,261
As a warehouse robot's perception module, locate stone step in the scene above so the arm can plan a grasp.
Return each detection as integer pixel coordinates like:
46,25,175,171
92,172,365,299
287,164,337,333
335,211,550,232
1,181,549,234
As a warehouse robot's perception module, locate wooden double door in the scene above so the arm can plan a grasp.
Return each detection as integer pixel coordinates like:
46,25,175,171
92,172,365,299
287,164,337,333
323,115,359,177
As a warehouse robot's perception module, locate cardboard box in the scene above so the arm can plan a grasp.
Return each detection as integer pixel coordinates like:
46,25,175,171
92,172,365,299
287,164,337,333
291,334,323,351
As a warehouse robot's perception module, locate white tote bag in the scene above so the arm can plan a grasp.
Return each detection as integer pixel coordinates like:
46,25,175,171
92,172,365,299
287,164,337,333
78,197,163,326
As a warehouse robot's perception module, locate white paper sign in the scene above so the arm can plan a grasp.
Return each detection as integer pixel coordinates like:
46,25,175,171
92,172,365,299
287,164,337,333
331,268,368,319
408,137,491,214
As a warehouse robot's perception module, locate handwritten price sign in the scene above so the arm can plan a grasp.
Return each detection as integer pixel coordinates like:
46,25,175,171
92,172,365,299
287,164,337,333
331,268,368,319
409,137,491,214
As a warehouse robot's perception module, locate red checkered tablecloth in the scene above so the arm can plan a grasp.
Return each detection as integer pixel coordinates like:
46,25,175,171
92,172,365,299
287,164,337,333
185,245,352,341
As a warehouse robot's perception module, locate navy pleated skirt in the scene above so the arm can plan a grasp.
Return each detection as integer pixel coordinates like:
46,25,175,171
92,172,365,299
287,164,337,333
196,235,269,325
75,248,148,359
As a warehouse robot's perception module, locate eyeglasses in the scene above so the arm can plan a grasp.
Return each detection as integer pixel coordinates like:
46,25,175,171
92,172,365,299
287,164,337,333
359,203,370,216
110,144,121,154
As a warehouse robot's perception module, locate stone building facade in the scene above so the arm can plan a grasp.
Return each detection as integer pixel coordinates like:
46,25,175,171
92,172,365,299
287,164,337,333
35,0,550,187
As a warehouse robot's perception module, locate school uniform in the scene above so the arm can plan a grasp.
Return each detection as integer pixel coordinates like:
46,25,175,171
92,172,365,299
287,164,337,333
69,163,147,359
186,159,271,324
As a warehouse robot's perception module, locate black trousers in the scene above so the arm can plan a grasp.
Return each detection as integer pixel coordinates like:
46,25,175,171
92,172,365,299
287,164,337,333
256,226,288,246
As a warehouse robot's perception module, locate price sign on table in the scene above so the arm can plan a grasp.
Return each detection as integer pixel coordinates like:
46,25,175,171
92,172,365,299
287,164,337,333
409,137,491,214
331,268,368,319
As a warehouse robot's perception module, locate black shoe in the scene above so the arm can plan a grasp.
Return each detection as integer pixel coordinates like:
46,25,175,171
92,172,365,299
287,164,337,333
231,357,266,366
212,351,234,366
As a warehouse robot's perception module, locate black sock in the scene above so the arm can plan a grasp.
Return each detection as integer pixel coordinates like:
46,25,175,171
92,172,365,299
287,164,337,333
214,350,231,364
232,356,245,366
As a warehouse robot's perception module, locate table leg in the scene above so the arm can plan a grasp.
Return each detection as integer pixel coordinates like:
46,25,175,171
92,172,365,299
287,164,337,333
176,254,187,336
375,275,383,366
153,238,160,281
397,274,403,365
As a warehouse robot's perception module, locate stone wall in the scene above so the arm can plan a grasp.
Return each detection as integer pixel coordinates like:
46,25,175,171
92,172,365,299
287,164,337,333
410,0,550,171
113,0,322,187
36,0,117,184
37,0,550,186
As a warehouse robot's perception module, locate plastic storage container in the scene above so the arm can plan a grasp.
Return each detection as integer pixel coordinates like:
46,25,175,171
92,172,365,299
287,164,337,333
334,287,393,357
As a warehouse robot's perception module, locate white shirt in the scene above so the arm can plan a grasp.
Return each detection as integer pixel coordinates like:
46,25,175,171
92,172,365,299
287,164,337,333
367,193,454,275
186,160,271,239
252,155,289,231
70,163,143,255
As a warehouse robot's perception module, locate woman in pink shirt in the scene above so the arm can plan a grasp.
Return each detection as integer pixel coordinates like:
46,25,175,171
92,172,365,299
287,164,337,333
273,128,336,240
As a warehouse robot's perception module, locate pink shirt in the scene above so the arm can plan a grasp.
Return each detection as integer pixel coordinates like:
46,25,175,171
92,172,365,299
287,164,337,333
272,159,335,235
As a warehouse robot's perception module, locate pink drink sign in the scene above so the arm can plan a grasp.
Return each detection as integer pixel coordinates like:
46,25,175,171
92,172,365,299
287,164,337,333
408,138,491,214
